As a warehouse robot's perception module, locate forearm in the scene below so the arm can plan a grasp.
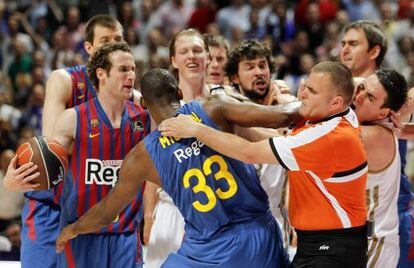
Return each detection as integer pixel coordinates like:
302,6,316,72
194,124,256,163
143,181,159,221
71,186,135,235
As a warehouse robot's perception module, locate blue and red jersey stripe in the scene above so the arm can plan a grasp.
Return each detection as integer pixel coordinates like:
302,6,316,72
62,98,149,233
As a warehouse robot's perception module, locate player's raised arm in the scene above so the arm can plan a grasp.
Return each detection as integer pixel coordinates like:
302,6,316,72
159,115,278,165
42,69,72,136
56,142,161,252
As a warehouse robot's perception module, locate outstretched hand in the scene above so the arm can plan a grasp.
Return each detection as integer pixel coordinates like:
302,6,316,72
56,224,78,253
158,115,201,138
3,156,40,191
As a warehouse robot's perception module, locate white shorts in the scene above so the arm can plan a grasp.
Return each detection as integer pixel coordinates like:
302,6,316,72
367,235,399,268
144,191,185,268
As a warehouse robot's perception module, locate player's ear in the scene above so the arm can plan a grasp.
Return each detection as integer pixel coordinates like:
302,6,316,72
377,107,390,120
231,74,240,85
84,41,93,55
369,45,381,61
177,88,183,100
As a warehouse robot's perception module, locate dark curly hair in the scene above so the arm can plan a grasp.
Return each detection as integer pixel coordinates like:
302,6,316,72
87,41,132,90
376,68,407,112
224,40,275,82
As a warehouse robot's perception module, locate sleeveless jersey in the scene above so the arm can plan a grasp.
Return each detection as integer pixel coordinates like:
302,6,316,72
366,123,400,240
366,122,401,267
65,65,97,108
25,65,96,202
144,101,270,240
60,98,150,233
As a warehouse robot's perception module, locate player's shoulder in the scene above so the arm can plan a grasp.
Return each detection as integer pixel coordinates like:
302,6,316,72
47,69,72,88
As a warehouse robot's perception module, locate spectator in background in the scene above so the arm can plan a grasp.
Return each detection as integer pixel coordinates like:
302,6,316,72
284,53,314,96
0,82,21,131
3,223,21,261
57,6,83,52
245,9,266,40
295,0,337,25
147,0,194,41
297,2,325,51
18,83,44,136
117,1,139,34
265,0,295,55
1,12,33,71
188,0,217,33
7,37,32,93
216,0,250,40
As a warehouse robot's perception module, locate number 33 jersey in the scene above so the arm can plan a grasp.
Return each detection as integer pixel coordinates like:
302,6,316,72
144,101,270,240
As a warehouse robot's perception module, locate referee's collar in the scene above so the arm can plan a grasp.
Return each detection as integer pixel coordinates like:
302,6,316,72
308,108,350,125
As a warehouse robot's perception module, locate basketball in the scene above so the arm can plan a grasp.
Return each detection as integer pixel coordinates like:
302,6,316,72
15,136,68,190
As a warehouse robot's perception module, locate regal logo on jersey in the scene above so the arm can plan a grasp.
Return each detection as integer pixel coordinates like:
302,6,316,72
85,159,122,187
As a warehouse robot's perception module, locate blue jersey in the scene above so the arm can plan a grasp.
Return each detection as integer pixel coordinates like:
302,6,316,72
144,101,270,240
60,98,150,233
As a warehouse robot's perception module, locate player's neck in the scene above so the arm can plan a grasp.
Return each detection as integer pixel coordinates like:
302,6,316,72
179,78,209,102
97,92,125,128
151,102,181,125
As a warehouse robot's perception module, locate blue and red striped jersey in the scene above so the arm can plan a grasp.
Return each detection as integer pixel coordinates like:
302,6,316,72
66,65,97,108
60,98,150,233
25,65,97,202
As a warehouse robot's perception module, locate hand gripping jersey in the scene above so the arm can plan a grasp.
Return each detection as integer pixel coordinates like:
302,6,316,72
144,101,270,239
21,65,96,268
60,98,150,233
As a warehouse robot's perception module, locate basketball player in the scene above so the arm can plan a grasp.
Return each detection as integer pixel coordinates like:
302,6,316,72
6,42,150,267
160,61,368,267
2,14,127,268
352,69,407,267
143,29,210,268
226,39,296,254
340,20,414,267
55,68,304,267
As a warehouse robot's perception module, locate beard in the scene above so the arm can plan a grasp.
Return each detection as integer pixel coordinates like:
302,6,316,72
242,85,270,101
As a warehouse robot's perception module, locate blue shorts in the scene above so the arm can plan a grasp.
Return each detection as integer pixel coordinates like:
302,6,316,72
21,198,60,268
57,231,143,268
162,213,289,268
398,209,414,268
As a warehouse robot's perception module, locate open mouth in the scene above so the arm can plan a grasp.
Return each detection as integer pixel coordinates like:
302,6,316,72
187,63,199,70
253,79,267,92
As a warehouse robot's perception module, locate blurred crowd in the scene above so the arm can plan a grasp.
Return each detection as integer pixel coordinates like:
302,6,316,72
1,0,414,261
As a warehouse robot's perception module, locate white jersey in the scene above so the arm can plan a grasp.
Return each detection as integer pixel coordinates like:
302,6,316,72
366,123,400,268
259,164,291,249
144,189,185,268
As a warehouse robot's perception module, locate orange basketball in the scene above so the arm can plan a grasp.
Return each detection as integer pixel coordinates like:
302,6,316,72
15,136,68,190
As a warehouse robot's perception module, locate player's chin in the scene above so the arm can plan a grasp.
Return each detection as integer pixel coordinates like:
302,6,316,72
122,89,133,100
